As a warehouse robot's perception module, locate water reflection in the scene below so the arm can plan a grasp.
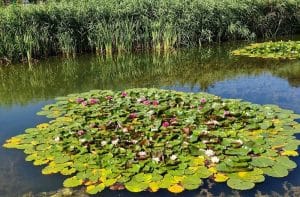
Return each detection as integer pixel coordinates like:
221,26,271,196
0,44,299,107
0,43,300,196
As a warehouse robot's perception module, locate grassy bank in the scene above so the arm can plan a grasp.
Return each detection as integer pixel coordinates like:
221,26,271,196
0,0,300,63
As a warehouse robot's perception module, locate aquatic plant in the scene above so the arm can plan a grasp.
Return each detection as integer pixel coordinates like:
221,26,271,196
3,88,300,194
232,41,300,60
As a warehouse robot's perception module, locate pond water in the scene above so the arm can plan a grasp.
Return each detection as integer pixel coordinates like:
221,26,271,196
1,42,300,197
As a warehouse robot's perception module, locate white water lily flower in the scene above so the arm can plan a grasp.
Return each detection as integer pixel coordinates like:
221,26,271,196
137,97,146,102
205,149,215,157
211,156,220,163
236,139,243,145
54,137,60,142
170,154,177,161
202,130,209,135
147,110,155,116
202,140,209,144
79,138,86,143
138,151,147,156
152,157,160,162
112,138,119,145
101,140,107,146
206,120,220,125
132,140,138,144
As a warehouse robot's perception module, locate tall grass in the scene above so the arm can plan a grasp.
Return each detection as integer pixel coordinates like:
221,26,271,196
0,0,300,64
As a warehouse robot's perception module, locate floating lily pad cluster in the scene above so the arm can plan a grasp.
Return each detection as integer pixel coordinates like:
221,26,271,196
232,41,300,59
3,88,300,194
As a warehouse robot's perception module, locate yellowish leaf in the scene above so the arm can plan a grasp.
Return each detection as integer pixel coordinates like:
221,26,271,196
36,123,49,129
168,184,184,193
208,167,217,173
149,182,159,192
281,150,299,157
214,173,229,182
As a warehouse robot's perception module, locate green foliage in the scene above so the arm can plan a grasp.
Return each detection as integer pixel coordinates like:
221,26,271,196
0,0,300,64
232,41,300,59
3,88,300,194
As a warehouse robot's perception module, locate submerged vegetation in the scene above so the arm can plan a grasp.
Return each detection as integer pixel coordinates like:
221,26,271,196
232,41,300,59
3,88,300,194
0,0,300,63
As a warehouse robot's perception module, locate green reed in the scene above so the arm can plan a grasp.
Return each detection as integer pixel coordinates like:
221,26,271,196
0,0,300,64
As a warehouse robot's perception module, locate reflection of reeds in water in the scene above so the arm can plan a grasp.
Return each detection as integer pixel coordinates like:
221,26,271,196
0,45,299,107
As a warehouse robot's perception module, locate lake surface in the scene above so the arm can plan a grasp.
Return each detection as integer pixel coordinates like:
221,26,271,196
1,42,300,197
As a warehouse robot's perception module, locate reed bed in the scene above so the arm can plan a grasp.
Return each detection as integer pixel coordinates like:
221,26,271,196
0,0,300,63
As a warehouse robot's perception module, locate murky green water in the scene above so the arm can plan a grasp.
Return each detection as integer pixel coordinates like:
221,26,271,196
1,42,300,197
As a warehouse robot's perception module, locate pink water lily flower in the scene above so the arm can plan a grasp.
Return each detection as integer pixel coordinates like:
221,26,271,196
81,101,88,106
162,121,170,127
77,130,85,136
143,100,151,105
106,96,113,100
129,113,138,119
76,98,85,103
89,98,99,105
121,91,128,97
152,100,159,106
200,98,207,104
170,117,177,124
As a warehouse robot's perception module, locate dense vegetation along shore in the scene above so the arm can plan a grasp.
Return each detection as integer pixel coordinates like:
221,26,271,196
0,0,300,63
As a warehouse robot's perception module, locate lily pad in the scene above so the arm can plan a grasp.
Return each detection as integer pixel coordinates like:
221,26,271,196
232,41,300,60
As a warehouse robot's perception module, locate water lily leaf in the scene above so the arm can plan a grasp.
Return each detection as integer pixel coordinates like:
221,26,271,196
61,168,76,175
196,166,213,178
125,181,148,192
251,157,275,168
86,183,105,194
225,147,251,156
262,164,289,178
63,176,83,188
149,182,160,192
227,178,255,190
25,153,38,161
33,159,49,166
281,150,298,157
276,156,297,169
214,173,229,182
168,184,184,193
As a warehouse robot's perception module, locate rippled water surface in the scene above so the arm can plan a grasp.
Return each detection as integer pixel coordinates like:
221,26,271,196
1,42,300,197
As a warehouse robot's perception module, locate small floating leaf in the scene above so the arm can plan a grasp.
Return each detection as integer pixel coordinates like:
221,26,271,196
168,184,184,193
227,178,255,190
63,176,83,188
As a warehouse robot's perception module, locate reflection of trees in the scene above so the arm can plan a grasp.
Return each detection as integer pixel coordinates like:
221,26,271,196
274,61,300,87
0,44,299,107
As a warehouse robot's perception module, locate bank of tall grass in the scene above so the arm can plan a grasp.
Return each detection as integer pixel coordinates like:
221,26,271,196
0,0,300,64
